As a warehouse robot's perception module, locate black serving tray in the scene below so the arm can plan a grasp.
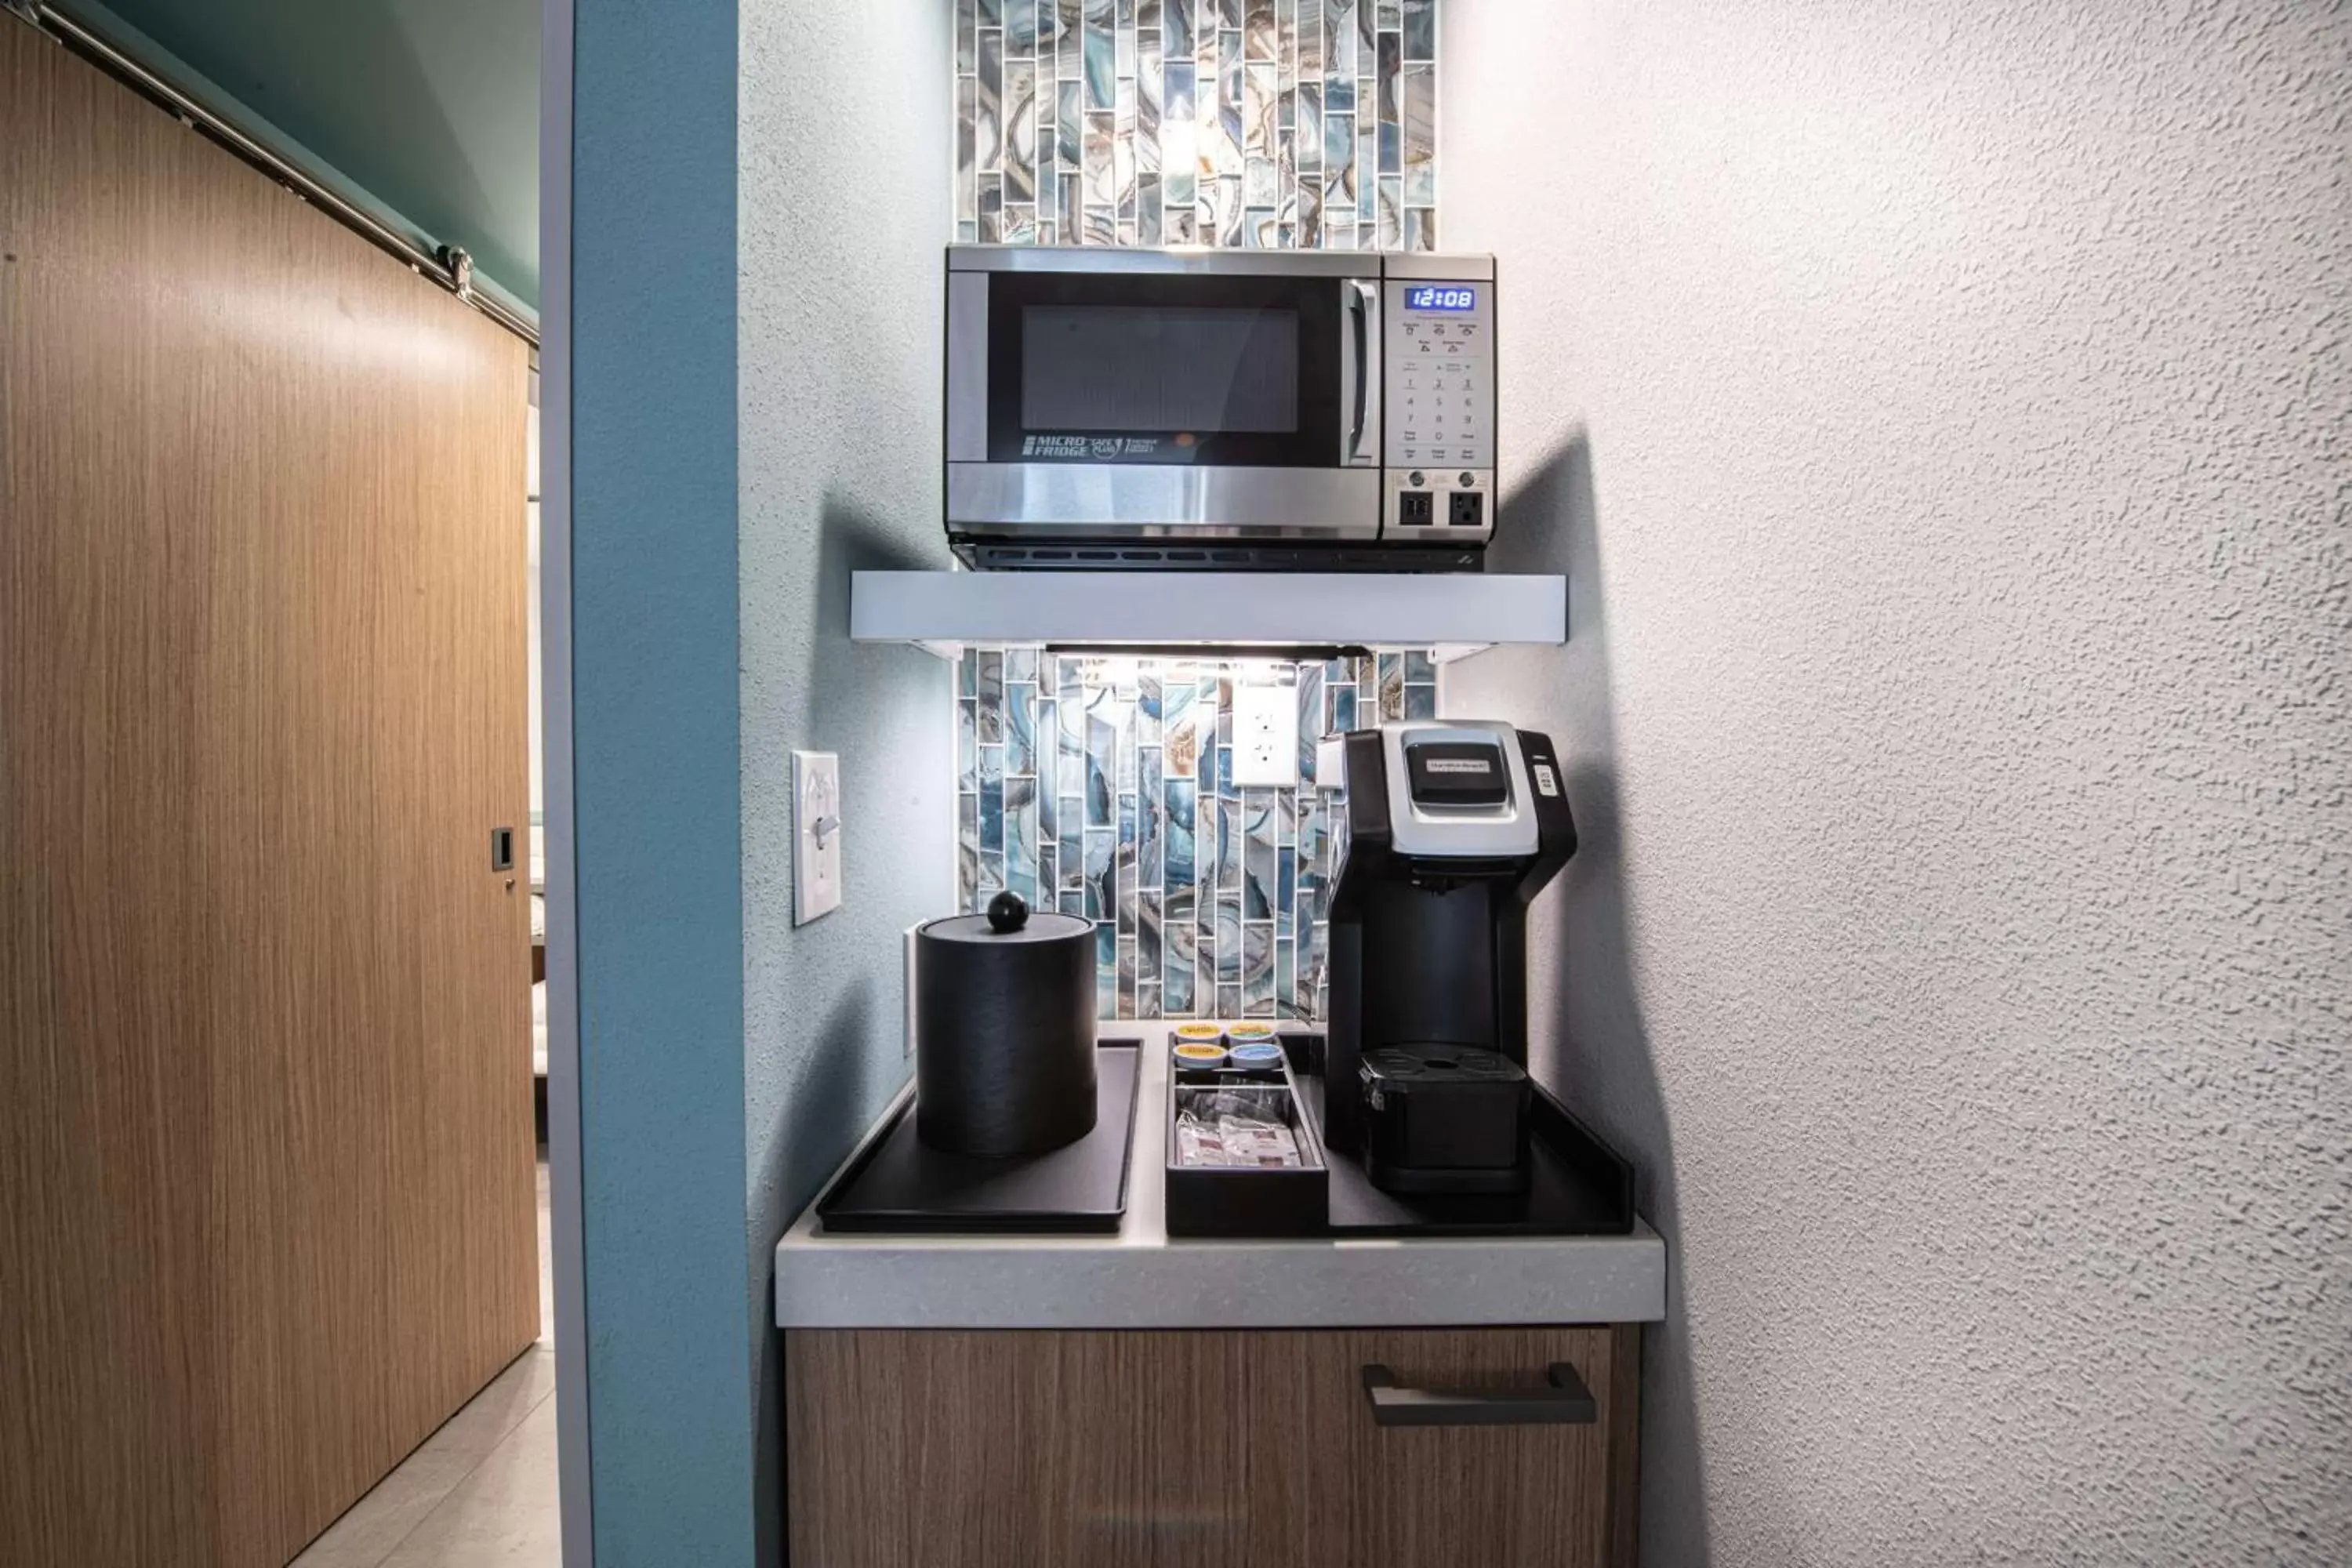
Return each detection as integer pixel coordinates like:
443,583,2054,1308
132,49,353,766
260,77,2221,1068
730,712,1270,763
813,1040,1141,1235
1279,1031,1637,1238
1163,1056,1329,1238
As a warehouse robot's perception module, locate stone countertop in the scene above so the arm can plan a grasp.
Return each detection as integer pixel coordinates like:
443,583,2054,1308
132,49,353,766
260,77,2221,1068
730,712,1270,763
774,1026,1666,1330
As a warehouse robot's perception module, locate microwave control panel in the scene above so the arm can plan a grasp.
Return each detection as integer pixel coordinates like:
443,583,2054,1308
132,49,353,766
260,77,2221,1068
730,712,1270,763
1383,277,1496,543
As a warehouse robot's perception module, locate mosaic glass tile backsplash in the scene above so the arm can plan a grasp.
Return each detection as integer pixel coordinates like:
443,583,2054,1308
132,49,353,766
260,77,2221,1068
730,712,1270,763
956,650,1439,1021
954,0,1439,250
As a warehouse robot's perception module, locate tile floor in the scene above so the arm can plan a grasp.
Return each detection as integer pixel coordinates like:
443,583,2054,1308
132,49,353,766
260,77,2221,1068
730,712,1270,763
292,1162,561,1567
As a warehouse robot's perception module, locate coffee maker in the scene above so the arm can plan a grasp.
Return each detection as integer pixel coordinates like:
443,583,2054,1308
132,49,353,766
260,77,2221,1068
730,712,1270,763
1320,721,1577,1197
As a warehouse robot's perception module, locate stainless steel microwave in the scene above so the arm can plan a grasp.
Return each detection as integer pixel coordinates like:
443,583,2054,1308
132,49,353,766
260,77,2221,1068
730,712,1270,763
946,246,1497,571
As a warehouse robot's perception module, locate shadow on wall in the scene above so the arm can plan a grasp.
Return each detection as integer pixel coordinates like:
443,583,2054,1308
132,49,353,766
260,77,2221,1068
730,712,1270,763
750,490,942,1557
1490,437,1711,1568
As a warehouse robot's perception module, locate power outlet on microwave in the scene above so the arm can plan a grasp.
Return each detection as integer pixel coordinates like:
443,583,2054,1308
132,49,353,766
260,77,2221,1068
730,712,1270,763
1232,686,1300,787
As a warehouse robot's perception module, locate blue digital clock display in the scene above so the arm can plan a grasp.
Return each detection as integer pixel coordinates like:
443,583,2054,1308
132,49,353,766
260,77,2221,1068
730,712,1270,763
1404,285,1478,312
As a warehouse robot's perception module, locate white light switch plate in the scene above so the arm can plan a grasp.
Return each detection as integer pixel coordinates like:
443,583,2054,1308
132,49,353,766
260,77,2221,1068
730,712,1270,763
1232,684,1300,787
793,750,842,925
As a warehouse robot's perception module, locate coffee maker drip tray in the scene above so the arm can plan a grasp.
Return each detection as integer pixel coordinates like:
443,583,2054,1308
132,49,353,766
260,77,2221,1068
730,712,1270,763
1293,1034,1636,1238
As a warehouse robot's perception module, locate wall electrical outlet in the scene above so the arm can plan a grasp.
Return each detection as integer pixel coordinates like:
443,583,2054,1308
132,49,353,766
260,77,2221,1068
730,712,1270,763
1232,685,1300,787
793,750,842,925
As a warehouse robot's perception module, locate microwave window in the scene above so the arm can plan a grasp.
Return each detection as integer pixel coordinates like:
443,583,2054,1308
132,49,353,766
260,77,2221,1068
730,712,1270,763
1021,306,1299,434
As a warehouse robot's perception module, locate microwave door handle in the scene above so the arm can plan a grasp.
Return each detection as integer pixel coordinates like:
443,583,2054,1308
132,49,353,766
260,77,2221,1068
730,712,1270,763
1343,278,1380,466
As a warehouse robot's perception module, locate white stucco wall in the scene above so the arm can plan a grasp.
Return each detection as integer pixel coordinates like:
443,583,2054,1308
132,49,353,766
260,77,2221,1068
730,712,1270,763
1443,2,2350,1563
738,2,954,1558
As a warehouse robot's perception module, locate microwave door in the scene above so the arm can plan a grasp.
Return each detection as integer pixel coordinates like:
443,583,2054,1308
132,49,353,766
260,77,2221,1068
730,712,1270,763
948,264,1381,544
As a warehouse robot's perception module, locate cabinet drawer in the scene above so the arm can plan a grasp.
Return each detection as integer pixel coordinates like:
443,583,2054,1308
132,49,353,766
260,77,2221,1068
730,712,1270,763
785,1326,1639,1568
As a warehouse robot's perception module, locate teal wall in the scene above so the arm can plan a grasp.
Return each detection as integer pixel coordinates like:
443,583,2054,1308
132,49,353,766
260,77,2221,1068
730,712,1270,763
95,0,539,308
568,0,750,1559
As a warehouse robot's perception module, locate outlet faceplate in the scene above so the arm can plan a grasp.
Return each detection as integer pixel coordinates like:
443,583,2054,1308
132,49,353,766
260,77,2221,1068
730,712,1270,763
1232,684,1300,787
793,750,842,925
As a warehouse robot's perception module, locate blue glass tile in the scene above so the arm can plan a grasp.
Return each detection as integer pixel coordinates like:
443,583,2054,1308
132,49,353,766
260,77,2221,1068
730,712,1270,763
1276,935,1298,1019
1059,833,1086,916
1243,923,1274,1015
1140,887,1162,977
1086,709,1116,826
1164,777,1196,887
958,698,978,792
1118,935,1136,1017
980,746,1004,852
978,650,1004,742
1038,698,1058,839
1060,684,1085,794
1007,777,1036,880
1138,747,1163,887
1165,885,1196,1011
1138,981,1161,1019
1116,717,1140,804
1217,743,1234,798
1084,0,1115,108
1039,842,1057,908
1298,915,1322,1017
1333,685,1357,733
1404,683,1436,720
1216,795,1243,891
1007,681,1037,775
1296,664,1323,782
1404,648,1435,683
1214,891,1243,983
1167,0,1192,57
1277,844,1295,929
981,848,1006,899
1117,802,1138,935
1096,922,1117,1018
1162,680,1199,778
1007,646,1038,684
1377,652,1403,719
959,793,980,912
1138,670,1162,746
1400,0,1430,59
1243,791,1276,918
959,646,978,699
1217,982,1242,1019
1085,827,1113,920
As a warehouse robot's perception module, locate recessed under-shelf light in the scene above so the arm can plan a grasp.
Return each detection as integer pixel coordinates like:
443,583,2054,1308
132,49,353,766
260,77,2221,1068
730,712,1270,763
1042,642,1376,661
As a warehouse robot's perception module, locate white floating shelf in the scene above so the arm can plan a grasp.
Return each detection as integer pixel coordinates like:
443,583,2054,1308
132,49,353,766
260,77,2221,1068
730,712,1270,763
850,571,1566,662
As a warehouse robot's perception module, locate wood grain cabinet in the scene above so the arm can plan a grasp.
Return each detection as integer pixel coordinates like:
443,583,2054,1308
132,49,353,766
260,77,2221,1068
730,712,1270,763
786,1326,1641,1568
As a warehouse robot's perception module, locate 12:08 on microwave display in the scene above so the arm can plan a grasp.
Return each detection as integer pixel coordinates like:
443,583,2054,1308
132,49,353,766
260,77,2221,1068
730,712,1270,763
1405,285,1479,312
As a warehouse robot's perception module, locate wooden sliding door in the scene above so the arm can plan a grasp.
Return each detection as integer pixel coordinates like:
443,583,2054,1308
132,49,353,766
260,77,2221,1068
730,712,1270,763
0,21,539,1565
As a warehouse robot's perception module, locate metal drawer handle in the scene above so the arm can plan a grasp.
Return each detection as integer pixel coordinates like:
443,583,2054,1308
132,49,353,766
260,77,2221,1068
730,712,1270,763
1359,1362,1597,1427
